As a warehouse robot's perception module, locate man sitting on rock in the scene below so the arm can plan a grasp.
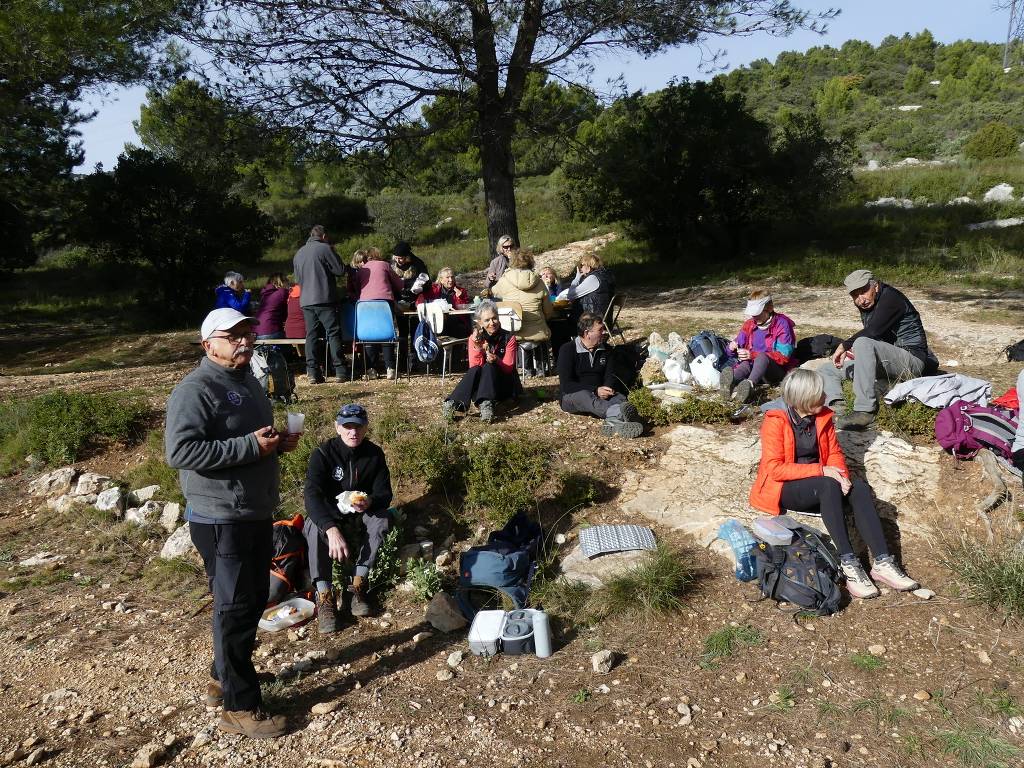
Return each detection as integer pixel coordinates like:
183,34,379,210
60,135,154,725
303,403,393,633
821,269,938,430
557,312,644,438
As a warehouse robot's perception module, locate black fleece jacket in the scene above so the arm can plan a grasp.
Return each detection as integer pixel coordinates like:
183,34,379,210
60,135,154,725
557,337,618,396
303,436,393,533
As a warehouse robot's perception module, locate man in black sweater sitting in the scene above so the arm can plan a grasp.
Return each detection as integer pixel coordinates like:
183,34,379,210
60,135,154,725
822,269,938,430
303,403,393,632
557,312,644,438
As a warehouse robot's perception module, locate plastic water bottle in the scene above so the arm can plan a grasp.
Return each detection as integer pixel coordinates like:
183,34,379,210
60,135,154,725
719,519,757,582
532,610,552,658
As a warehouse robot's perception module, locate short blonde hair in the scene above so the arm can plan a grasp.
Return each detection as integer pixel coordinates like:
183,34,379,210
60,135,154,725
509,249,534,270
437,266,454,280
781,369,826,414
496,235,514,254
578,253,602,270
367,247,387,262
352,249,369,266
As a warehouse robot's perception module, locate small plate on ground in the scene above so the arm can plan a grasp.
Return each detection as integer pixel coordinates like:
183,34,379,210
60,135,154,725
259,597,315,632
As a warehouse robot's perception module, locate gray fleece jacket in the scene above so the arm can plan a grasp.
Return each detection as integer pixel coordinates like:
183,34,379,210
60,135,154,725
165,357,279,522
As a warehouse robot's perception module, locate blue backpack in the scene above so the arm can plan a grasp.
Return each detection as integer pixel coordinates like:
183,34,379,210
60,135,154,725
413,317,439,363
689,330,734,371
456,513,542,619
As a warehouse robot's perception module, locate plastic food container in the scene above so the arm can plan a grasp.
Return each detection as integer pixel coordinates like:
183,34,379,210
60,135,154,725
502,611,536,656
751,516,796,546
468,610,506,656
258,597,315,632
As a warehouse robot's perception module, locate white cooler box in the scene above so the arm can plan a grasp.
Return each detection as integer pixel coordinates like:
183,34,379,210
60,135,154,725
468,610,506,656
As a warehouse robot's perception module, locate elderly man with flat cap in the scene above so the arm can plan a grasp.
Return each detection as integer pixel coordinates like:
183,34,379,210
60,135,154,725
165,308,301,739
821,270,938,430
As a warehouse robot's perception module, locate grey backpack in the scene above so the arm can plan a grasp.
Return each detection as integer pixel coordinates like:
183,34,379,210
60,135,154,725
753,524,842,616
250,344,296,403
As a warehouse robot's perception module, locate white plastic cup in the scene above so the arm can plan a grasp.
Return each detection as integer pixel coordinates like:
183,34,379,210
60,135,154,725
286,411,305,435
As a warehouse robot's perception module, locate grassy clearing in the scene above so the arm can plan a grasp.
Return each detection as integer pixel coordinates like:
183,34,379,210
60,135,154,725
935,726,1020,768
975,689,1023,718
142,557,207,602
599,544,695,619
124,429,184,506
940,535,1024,620
700,624,763,668
849,652,887,672
3,567,72,593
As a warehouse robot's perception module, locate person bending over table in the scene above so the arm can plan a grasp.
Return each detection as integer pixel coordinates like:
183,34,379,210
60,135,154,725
441,300,519,424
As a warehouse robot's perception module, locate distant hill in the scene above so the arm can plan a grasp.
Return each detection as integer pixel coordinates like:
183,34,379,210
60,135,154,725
715,31,1024,162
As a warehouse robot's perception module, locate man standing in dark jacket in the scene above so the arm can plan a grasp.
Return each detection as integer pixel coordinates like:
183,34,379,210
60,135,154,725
293,225,349,382
390,241,431,306
165,307,301,739
303,403,393,632
822,269,938,430
557,312,644,438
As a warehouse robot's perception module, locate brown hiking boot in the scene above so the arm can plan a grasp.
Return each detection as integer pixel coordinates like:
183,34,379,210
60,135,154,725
317,589,338,635
218,708,287,739
350,575,371,617
205,678,223,707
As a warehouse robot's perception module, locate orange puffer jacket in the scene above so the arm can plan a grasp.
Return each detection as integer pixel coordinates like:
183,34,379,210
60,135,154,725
749,408,849,515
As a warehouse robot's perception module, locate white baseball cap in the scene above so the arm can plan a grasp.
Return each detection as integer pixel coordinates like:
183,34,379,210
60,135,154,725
743,294,773,318
200,308,255,341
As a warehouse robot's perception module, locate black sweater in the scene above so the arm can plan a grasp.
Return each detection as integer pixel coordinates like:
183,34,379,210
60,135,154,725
843,282,930,362
558,337,617,396
303,437,393,532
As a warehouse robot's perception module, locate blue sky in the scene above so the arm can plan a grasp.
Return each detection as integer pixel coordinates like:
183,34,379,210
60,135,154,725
76,0,1007,169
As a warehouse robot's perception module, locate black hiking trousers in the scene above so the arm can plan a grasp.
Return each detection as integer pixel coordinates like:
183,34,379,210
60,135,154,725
191,520,273,712
446,362,517,407
779,477,889,560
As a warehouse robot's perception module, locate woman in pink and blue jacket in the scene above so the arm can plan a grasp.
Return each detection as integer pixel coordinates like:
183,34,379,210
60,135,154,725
720,291,796,404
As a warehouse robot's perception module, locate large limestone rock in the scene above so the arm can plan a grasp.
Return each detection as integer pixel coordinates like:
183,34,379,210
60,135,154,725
28,467,77,498
560,544,651,588
160,524,196,560
95,487,126,514
618,424,941,560
983,183,1015,202
131,485,161,504
159,502,182,533
125,500,164,526
47,494,80,514
74,473,113,496
425,592,468,633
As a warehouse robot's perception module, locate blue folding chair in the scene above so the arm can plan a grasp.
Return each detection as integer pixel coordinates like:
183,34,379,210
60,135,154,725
351,300,400,382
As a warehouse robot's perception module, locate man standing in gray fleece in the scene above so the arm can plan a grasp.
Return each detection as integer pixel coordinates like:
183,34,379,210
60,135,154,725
165,307,300,739
293,224,349,382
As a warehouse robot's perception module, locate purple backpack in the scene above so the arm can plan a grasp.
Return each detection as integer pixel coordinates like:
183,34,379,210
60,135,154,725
934,399,1019,459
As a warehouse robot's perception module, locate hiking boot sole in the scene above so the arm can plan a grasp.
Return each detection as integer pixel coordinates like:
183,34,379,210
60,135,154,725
600,420,644,438
619,402,640,422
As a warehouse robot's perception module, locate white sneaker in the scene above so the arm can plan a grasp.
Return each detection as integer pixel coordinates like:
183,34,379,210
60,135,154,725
840,559,880,599
870,559,919,592
385,367,397,380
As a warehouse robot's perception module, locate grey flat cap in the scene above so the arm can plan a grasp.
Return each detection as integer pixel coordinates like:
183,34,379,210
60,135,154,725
843,269,874,292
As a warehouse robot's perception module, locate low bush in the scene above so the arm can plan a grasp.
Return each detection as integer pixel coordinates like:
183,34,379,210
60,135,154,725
627,387,670,427
372,394,411,446
392,424,468,495
366,192,442,244
599,544,695,619
875,399,936,436
405,558,443,602
464,434,551,526
940,535,1024,619
700,624,763,668
368,517,403,592
2,390,149,468
555,471,598,511
963,121,1019,161
627,387,733,427
532,577,595,627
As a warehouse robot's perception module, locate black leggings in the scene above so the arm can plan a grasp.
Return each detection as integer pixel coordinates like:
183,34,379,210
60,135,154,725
778,476,889,559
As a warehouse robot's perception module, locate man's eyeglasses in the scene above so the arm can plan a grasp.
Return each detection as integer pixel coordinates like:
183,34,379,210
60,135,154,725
209,332,256,344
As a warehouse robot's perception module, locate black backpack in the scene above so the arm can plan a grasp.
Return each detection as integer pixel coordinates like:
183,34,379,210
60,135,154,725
1004,339,1024,362
251,344,296,403
753,524,842,616
268,515,308,605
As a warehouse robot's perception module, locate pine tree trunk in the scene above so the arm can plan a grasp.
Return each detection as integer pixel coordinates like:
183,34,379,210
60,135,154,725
478,114,520,255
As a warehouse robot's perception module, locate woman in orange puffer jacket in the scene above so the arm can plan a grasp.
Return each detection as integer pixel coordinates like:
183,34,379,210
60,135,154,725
750,369,919,600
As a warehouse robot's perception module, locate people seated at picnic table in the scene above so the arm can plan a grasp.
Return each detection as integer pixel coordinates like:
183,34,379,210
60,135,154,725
491,249,554,344
820,269,938,431
416,266,472,337
441,300,519,424
557,312,644,438
390,241,431,306
720,290,797,404
485,234,515,295
556,252,616,322
539,266,561,300
351,247,404,380
253,273,290,340
749,369,919,599
214,271,252,314
303,403,393,632
284,283,306,339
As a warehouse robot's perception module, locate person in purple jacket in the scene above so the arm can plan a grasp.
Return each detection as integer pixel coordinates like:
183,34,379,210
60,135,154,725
253,274,290,339
719,291,796,404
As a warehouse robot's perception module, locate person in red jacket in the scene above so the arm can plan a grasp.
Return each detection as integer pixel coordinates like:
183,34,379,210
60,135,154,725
441,300,519,423
749,369,918,599
284,284,306,339
416,266,471,337
350,247,404,379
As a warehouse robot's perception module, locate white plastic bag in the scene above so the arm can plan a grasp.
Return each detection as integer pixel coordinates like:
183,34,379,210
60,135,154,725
689,355,720,389
662,358,693,385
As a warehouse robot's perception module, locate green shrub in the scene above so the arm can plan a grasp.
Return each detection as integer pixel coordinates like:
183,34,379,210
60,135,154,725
555,471,598,511
627,387,733,426
875,400,936,436
464,434,551,525
599,544,694,618
372,394,411,446
366,192,442,243
940,535,1024,619
700,624,763,668
19,390,149,466
368,520,403,592
628,387,670,427
405,558,443,602
392,424,468,495
963,121,1019,161
0,399,32,475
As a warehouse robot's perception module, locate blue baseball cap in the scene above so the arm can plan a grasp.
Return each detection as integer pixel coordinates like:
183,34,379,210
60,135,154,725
336,403,369,426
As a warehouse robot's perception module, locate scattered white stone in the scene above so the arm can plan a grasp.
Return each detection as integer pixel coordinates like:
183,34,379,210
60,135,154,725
311,701,339,715
95,487,126,514
28,467,77,497
412,631,433,644
130,742,166,768
159,502,181,534
868,644,886,657
912,588,935,600
74,473,112,496
447,651,464,669
436,668,455,682
967,217,1024,231
913,690,931,701
983,183,1015,203
19,552,66,568
41,688,76,705
190,732,212,749
945,360,959,368
48,494,79,514
125,500,163,526
948,196,973,205
595,684,611,694
591,649,615,674
978,650,992,665
131,485,161,504
896,105,922,111
865,160,881,171
160,524,197,560
425,592,468,633
554,533,567,545
865,197,914,209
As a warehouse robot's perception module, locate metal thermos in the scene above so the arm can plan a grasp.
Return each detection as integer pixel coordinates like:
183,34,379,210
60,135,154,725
532,610,552,658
